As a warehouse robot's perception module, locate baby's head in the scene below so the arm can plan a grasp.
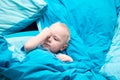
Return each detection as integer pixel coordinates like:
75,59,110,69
50,22,70,43
42,22,70,53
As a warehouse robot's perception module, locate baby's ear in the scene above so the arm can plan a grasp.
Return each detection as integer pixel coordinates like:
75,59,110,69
60,44,68,51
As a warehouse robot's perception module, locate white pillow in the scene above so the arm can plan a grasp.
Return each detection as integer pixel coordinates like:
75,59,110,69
0,0,47,35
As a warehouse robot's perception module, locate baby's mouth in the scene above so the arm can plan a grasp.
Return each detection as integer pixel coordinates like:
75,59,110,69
42,43,50,49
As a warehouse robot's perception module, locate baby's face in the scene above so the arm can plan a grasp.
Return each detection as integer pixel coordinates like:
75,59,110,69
42,23,69,53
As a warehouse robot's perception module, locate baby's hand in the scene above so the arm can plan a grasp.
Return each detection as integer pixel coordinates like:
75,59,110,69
56,54,73,62
40,27,52,41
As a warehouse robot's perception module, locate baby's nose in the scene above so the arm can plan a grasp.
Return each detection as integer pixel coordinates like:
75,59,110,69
47,37,52,42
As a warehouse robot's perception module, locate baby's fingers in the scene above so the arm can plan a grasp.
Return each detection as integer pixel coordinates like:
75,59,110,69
56,54,73,62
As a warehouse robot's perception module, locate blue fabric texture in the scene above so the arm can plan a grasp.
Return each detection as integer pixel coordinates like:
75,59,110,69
1,49,106,80
0,0,119,80
0,31,106,80
37,0,118,72
0,36,12,68
100,12,120,80
115,0,120,15
0,0,47,35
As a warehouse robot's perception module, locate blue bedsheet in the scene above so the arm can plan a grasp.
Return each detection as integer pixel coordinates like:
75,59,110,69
0,0,119,80
0,36,106,80
0,36,12,68
38,0,118,72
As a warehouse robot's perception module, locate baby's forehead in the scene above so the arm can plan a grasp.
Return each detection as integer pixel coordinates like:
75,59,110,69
50,22,70,38
51,23,68,31
51,26,69,36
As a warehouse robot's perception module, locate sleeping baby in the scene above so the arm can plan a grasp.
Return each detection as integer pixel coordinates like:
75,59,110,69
24,22,73,62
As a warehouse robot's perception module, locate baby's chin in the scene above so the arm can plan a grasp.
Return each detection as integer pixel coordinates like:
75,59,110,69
42,44,56,53
42,45,50,51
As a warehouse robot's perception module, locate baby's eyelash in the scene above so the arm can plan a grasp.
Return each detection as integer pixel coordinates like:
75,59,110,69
54,37,58,40
53,36,59,41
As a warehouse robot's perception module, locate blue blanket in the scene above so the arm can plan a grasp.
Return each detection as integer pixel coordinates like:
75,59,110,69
0,36,106,80
0,36,12,68
38,0,118,71
0,0,118,80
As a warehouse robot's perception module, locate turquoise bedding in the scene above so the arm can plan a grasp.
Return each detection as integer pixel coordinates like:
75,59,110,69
100,13,120,80
0,34,106,80
38,0,118,72
0,0,119,80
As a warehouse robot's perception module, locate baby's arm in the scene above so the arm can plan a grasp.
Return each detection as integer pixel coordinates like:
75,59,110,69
56,53,73,62
24,27,52,52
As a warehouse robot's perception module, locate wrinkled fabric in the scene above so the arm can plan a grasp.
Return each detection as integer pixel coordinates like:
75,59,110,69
0,0,118,80
38,0,117,72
